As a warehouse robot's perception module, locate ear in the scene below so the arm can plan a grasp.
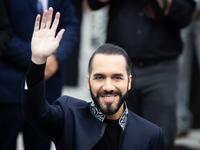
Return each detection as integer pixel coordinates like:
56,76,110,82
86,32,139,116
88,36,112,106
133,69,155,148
128,75,132,90
87,75,90,91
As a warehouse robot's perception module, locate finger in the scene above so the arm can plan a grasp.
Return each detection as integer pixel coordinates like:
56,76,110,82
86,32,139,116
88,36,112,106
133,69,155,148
33,14,41,32
41,10,48,29
46,7,53,29
51,12,60,32
55,29,65,44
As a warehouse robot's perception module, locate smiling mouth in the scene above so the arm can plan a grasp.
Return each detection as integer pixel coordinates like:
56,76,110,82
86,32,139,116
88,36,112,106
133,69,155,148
101,95,117,103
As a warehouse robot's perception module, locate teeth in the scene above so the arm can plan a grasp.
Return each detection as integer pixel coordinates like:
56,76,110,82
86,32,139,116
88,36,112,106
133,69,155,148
104,96,114,99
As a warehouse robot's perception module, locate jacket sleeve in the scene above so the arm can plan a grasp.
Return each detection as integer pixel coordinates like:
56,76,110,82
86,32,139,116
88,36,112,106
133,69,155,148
22,77,64,142
166,0,196,28
156,127,165,150
53,0,79,64
87,0,110,10
0,0,12,56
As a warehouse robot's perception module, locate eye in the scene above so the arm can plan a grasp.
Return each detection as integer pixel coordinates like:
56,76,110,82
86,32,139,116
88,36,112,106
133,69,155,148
94,76,103,80
114,76,122,80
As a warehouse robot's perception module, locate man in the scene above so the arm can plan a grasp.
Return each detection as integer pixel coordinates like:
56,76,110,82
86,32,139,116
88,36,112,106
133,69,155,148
87,0,196,147
23,8,164,150
0,0,78,149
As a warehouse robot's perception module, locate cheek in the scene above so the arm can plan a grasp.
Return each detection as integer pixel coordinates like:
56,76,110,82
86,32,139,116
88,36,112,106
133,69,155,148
90,82,102,95
117,82,128,93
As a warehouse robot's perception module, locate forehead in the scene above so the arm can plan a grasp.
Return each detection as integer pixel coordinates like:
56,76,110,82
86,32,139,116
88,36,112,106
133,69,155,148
91,54,127,75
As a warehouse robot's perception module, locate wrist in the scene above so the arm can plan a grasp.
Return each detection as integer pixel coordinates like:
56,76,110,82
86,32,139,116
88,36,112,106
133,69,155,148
31,55,47,65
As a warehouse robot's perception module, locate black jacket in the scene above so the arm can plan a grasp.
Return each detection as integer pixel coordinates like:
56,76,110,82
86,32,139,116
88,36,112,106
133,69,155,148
23,78,165,150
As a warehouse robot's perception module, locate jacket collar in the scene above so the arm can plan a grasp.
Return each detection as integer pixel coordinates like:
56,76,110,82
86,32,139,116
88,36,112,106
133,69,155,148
90,101,128,130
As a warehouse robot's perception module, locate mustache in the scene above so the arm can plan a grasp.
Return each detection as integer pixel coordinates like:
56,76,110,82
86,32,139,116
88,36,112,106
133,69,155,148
97,90,121,97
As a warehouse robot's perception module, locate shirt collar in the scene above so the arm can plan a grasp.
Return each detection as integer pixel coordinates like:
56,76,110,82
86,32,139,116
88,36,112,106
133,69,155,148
90,101,128,130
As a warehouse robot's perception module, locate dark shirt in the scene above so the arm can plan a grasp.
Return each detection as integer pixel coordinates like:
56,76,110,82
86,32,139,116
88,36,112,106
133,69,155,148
92,119,122,150
88,0,195,61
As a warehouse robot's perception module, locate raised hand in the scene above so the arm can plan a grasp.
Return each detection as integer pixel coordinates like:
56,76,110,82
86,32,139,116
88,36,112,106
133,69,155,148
31,7,65,64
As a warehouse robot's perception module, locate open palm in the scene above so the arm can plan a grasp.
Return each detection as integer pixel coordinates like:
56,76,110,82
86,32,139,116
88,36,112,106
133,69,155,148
31,7,65,64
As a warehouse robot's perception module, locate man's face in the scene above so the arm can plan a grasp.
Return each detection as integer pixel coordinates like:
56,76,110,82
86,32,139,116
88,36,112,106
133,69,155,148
87,54,132,119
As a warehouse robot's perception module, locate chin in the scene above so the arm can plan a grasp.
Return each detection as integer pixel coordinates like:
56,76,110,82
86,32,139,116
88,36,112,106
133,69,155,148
100,103,119,115
89,84,128,115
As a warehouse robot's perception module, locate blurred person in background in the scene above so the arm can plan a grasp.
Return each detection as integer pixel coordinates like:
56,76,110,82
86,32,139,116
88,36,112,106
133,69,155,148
0,0,12,56
0,0,13,148
87,0,195,149
176,0,200,138
65,0,83,86
0,0,79,149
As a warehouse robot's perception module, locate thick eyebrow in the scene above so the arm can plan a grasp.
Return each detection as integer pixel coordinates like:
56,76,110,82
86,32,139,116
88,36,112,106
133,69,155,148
92,73,125,79
92,73,105,78
93,73,124,77
112,73,124,77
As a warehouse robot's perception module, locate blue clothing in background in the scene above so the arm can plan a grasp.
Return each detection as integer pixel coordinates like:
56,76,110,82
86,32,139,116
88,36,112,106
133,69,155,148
0,0,79,149
1,0,79,104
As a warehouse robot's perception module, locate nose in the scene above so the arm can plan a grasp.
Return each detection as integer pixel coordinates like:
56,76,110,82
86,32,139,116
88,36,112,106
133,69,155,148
102,78,114,92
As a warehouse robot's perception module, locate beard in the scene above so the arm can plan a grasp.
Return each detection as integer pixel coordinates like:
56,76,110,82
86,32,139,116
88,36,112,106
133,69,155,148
89,84,128,115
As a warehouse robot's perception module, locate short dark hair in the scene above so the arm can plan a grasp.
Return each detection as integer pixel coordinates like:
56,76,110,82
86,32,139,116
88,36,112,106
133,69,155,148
88,43,132,76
